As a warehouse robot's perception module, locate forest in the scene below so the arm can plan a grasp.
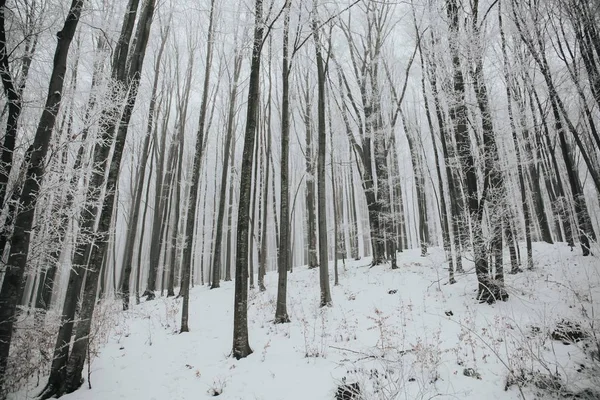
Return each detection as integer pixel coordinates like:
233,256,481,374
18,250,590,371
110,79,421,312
0,0,599,399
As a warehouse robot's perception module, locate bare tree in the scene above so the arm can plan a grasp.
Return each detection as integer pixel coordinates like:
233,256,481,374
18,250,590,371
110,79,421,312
0,0,84,394
312,2,332,307
232,0,264,359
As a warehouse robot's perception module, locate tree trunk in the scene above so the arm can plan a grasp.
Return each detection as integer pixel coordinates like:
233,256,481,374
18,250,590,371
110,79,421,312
211,46,242,289
417,34,453,282
498,2,533,269
232,0,263,359
63,0,156,391
313,12,332,307
446,0,500,303
0,1,83,395
224,138,236,282
121,20,168,308
274,0,291,324
180,0,216,331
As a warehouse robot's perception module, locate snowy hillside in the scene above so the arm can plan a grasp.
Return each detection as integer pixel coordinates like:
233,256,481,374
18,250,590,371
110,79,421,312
12,243,597,400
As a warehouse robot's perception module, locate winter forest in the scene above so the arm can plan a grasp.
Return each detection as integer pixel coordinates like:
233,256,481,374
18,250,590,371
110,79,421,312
0,0,599,398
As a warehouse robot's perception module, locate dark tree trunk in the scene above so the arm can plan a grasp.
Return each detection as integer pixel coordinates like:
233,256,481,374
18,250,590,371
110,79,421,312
0,1,84,395
232,0,263,359
446,0,501,303
0,1,23,209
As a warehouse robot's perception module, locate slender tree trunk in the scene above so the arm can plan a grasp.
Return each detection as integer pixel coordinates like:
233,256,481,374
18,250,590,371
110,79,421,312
498,1,533,269
232,0,264,359
329,97,340,284
136,144,155,305
211,48,242,289
248,116,261,289
313,12,332,307
401,111,429,258
121,21,168,308
180,0,216,331
258,40,273,293
417,35,453,282
144,92,173,299
274,0,291,323
225,140,236,282
347,161,360,259
302,72,318,269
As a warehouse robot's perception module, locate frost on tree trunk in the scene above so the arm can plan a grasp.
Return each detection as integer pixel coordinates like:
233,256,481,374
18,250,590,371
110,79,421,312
446,0,505,304
61,0,157,392
0,0,84,396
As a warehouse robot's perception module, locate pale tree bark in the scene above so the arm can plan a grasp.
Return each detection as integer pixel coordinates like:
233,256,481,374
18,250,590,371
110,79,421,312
167,41,195,297
248,116,261,289
312,6,332,307
225,136,237,282
414,27,454,282
258,36,273,293
211,42,242,289
274,0,291,323
328,92,339,285
423,31,464,274
300,70,318,269
498,0,532,269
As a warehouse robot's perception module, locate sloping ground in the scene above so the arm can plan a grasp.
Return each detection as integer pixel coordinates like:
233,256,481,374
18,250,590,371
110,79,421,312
14,243,600,399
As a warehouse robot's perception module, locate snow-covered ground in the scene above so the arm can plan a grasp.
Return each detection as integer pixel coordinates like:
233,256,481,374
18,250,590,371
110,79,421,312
14,243,600,399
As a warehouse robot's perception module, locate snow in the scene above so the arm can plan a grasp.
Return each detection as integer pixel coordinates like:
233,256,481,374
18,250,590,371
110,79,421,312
13,242,600,399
